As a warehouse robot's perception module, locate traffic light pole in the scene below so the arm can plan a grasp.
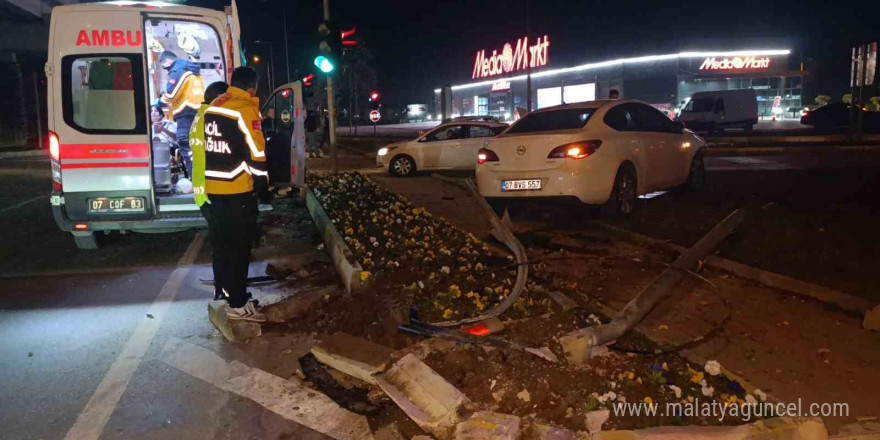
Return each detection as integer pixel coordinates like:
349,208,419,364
324,0,339,174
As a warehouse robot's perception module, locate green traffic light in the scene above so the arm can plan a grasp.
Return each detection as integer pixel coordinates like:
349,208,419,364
314,56,334,73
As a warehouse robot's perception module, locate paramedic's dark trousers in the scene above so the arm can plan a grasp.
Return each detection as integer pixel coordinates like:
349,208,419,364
177,116,194,178
206,193,257,308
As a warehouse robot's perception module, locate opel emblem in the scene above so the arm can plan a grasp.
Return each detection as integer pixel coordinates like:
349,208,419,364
516,145,526,155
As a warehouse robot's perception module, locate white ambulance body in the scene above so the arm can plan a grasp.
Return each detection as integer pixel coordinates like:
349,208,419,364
46,1,306,249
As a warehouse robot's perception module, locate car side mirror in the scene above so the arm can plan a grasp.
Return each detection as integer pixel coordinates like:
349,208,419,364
672,121,685,132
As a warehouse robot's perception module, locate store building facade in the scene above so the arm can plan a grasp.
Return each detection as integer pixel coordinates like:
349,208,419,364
435,37,804,121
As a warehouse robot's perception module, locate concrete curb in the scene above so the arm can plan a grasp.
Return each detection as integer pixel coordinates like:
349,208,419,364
707,144,880,156
0,149,48,159
304,186,363,293
593,221,873,316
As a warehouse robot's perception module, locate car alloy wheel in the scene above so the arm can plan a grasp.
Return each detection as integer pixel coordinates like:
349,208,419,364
391,156,415,177
616,172,636,215
688,150,706,191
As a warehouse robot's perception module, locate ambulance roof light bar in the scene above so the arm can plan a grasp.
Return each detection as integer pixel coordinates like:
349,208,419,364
446,48,792,91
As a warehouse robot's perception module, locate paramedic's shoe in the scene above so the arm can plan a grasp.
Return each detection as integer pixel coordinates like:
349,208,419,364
226,302,267,322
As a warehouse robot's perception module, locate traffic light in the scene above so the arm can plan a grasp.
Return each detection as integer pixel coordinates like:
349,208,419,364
315,21,341,74
302,73,314,88
314,22,358,76
369,91,380,110
301,73,315,99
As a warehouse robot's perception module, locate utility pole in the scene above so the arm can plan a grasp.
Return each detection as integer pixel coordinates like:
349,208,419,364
323,0,339,174
283,7,291,83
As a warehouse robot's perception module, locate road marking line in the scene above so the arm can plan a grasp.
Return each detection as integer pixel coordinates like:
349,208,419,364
160,337,374,440
62,231,205,440
0,195,45,215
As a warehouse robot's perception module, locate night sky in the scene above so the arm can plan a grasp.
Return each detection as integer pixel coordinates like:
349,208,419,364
191,0,879,106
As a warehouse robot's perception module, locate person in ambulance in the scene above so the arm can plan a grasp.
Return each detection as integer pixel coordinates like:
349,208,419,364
159,50,205,179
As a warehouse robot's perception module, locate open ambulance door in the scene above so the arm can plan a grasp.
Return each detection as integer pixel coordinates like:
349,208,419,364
261,83,306,188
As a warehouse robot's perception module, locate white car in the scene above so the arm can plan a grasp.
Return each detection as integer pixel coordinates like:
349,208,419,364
377,121,508,176
475,100,706,217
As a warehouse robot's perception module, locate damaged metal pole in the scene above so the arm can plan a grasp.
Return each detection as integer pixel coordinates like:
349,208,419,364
562,209,746,366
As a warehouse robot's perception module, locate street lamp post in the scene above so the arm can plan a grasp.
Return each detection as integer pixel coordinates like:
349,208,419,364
254,40,275,92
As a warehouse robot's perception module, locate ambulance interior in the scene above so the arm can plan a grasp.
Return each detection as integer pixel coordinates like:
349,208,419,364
144,18,224,198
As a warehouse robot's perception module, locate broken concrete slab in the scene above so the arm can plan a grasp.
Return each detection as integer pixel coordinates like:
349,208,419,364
392,338,458,362
585,410,610,434
160,337,374,440
455,411,521,440
558,327,594,368
311,332,395,385
863,305,880,331
523,423,580,440
591,416,827,440
208,300,262,342
546,291,579,312
376,353,471,439
265,253,316,280
262,285,339,323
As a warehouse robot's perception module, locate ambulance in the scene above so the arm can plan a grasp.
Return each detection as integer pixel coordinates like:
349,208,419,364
46,1,306,249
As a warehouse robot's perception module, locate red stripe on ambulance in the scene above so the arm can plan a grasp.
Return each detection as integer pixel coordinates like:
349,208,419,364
61,143,150,160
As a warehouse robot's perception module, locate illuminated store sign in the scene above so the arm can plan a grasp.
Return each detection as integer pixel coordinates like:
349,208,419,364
699,56,771,71
472,35,550,79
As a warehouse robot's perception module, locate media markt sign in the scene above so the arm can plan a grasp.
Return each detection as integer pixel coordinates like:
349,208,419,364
472,35,550,79
699,56,771,71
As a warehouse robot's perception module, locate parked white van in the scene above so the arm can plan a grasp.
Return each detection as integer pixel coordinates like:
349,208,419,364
678,89,758,133
46,1,307,249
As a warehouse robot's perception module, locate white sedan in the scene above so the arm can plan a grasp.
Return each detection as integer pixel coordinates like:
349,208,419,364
377,121,508,176
476,100,706,217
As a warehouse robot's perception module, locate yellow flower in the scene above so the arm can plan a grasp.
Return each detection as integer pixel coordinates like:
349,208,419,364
644,397,653,404
360,271,372,282
443,309,453,319
475,301,485,311
412,207,423,215
624,371,635,380
690,372,704,384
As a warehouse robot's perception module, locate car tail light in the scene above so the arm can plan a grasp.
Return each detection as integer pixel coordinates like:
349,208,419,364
547,140,602,159
74,223,89,231
477,148,499,165
49,131,63,192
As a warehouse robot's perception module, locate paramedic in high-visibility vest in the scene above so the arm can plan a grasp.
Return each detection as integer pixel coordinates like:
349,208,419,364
159,51,205,180
194,67,269,322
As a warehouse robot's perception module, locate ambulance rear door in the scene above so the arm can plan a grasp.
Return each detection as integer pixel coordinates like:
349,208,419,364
50,9,153,224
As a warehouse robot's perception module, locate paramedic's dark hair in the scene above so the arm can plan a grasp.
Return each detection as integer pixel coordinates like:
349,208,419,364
159,51,178,64
152,104,165,117
230,66,258,91
204,81,229,104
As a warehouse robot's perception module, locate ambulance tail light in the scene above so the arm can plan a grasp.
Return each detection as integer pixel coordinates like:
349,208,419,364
49,131,62,192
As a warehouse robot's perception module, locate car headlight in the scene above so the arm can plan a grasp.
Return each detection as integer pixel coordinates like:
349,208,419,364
378,148,389,156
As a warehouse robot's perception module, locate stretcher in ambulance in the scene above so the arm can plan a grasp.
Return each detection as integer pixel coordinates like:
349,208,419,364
46,1,303,250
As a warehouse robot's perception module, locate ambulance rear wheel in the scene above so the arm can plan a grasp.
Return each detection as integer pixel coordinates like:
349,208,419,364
73,232,98,250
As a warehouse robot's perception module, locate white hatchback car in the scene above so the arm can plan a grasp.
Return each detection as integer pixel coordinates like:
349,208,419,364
377,121,508,176
476,100,706,216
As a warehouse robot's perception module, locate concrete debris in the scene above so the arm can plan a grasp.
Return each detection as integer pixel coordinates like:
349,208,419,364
311,332,395,385
263,285,338,323
546,291,579,312
455,411,521,440
585,410,610,434
558,328,594,368
524,423,581,440
376,353,471,439
207,300,261,342
862,305,880,330
265,253,315,279
517,389,531,403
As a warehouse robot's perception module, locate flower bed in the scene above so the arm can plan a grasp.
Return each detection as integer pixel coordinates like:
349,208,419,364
307,172,550,322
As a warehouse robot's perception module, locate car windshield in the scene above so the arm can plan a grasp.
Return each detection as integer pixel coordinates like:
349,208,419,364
683,97,715,113
506,108,596,134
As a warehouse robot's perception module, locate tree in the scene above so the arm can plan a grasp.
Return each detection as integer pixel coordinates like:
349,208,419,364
814,95,831,105
335,39,379,126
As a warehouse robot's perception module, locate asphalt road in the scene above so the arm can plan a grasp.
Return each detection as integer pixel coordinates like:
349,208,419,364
0,147,878,439
0,157,328,440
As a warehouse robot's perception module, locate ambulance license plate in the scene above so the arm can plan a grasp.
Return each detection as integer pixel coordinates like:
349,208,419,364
88,197,146,213
501,179,542,191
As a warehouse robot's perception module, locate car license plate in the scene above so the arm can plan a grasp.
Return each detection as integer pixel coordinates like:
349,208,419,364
87,197,146,213
502,179,542,191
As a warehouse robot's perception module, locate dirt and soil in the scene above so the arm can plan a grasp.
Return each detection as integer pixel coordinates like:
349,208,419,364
252,153,880,436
